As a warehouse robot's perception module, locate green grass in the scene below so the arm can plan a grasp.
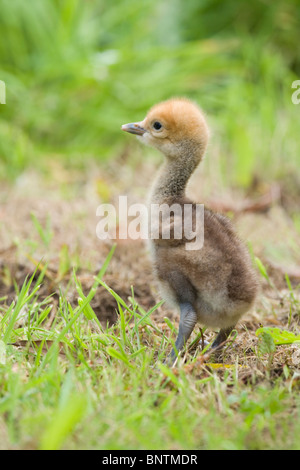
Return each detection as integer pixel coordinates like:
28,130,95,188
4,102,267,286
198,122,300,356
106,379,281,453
0,246,300,450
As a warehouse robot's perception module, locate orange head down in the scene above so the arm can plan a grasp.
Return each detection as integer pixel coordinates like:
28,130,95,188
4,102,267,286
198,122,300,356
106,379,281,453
122,98,210,163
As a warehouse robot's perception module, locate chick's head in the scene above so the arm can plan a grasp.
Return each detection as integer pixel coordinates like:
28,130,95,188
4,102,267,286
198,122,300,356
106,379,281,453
122,98,209,161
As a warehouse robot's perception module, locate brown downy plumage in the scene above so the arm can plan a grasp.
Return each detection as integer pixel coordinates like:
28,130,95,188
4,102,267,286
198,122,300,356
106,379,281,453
122,98,258,362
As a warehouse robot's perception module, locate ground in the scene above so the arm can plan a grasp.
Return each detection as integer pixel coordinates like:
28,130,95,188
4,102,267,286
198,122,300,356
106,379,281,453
0,155,300,450
1,155,299,354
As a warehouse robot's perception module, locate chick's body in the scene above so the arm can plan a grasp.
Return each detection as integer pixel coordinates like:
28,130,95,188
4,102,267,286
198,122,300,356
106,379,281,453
122,98,258,360
152,205,257,330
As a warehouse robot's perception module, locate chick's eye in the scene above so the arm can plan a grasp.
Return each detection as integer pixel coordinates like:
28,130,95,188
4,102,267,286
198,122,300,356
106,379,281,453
153,121,162,131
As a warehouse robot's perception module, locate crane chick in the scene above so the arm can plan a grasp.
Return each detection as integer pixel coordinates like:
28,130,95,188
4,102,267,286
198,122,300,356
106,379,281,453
122,98,258,362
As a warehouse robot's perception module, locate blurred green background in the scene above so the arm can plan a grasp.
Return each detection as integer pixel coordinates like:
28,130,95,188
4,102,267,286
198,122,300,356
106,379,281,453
0,0,299,185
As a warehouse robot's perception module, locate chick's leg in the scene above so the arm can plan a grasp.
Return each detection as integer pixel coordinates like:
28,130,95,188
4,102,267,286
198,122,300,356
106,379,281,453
162,271,197,363
170,302,197,362
211,326,235,349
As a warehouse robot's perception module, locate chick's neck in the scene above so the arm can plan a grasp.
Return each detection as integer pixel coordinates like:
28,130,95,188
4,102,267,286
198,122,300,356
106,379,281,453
150,141,204,203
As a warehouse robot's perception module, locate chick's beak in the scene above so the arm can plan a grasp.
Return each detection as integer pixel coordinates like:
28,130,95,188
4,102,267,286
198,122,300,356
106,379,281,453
121,122,146,136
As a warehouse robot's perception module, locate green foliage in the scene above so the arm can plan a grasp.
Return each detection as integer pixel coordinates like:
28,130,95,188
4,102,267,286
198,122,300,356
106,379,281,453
256,329,276,359
39,390,87,450
0,0,299,184
256,327,300,345
177,0,300,73
30,213,53,249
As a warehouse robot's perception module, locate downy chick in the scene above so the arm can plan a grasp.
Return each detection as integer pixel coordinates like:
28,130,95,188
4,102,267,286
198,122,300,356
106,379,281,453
122,98,258,362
